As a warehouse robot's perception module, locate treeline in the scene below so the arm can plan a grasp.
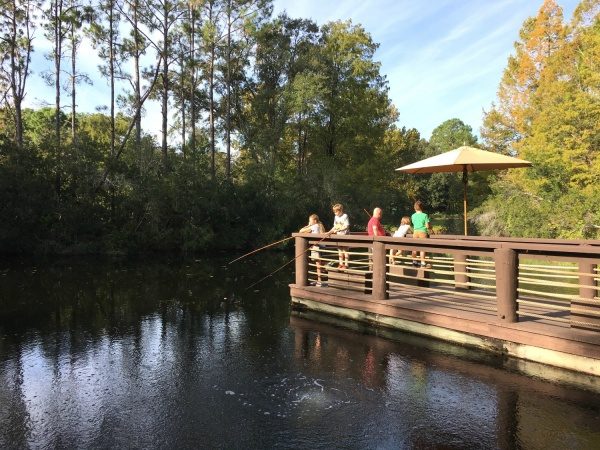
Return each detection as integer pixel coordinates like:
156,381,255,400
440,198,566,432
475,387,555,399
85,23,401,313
478,0,600,238
1,0,597,255
0,0,478,255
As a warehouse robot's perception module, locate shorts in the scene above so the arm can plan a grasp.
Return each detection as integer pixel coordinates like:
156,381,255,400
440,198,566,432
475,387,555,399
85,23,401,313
310,245,321,260
413,231,429,238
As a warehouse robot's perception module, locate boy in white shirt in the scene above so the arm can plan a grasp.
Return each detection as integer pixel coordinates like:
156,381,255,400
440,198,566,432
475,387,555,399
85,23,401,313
329,204,350,269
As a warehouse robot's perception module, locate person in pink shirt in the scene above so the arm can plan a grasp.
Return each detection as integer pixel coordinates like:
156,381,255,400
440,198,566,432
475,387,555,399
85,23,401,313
367,207,385,236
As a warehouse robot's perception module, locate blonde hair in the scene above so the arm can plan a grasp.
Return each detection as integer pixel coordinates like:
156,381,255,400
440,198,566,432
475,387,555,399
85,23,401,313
309,214,326,233
401,216,411,225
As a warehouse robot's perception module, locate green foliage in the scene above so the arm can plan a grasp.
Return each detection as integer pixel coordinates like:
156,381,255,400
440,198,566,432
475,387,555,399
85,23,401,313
5,0,599,255
478,0,600,239
409,118,482,214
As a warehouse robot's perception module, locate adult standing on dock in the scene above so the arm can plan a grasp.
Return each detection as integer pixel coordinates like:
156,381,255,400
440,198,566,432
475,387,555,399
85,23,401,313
367,207,385,236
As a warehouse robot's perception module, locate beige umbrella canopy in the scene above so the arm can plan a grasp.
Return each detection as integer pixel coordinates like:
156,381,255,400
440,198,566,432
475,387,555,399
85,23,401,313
396,146,531,235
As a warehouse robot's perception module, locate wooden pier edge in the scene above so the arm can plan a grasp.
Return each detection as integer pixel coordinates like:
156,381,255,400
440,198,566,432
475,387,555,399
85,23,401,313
290,286,600,377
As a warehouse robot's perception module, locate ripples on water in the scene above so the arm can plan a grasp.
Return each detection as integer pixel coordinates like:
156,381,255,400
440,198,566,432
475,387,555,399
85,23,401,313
0,255,599,449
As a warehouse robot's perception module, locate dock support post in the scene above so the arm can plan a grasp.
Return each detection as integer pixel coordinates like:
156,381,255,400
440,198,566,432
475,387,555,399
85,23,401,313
454,253,469,290
495,248,518,323
571,260,599,331
372,241,388,300
295,236,309,286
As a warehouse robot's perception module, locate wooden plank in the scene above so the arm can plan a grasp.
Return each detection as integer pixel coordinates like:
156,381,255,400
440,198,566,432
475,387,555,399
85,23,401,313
289,284,600,359
571,261,600,332
388,264,430,287
327,268,371,294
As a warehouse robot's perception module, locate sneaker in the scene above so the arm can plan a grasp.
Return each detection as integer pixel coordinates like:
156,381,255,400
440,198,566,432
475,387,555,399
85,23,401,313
412,261,420,267
420,263,431,268
315,282,322,287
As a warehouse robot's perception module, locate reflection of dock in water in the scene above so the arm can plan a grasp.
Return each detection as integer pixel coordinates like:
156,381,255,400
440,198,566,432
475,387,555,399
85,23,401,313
290,233,600,377
289,314,600,449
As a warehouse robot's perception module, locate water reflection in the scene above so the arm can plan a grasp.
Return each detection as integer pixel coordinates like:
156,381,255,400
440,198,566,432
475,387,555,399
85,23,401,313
289,314,600,449
0,256,599,449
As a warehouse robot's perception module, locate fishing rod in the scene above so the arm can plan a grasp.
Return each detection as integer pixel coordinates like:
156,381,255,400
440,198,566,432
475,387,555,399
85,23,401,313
245,230,334,291
363,208,372,218
228,236,295,265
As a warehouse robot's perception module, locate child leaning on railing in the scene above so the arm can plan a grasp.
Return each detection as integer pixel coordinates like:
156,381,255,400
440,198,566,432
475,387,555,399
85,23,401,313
389,216,412,265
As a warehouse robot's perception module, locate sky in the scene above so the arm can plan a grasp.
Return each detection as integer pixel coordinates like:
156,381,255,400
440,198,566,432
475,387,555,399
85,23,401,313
271,0,580,139
23,0,580,141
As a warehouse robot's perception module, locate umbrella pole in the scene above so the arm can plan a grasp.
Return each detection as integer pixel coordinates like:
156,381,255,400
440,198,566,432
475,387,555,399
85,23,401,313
462,167,468,236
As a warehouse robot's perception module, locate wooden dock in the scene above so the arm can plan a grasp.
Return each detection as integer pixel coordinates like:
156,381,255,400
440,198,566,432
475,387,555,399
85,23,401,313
290,233,600,376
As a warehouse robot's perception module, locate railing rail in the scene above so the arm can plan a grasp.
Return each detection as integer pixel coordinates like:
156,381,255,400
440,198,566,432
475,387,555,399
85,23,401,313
292,233,600,333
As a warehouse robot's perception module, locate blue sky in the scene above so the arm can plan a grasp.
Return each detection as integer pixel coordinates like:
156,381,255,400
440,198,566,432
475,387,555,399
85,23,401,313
24,0,580,141
271,0,580,139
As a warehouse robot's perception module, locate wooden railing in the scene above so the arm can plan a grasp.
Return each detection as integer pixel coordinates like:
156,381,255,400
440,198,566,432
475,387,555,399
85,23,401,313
293,233,600,332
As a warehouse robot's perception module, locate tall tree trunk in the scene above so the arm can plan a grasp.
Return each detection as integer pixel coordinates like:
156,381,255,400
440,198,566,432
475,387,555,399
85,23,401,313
179,38,186,158
327,118,335,157
297,117,306,176
208,4,216,179
54,0,62,147
51,0,64,194
225,0,231,178
161,2,169,167
7,0,29,148
209,58,215,178
70,23,77,144
133,0,142,153
189,3,196,153
109,0,115,158
109,0,116,218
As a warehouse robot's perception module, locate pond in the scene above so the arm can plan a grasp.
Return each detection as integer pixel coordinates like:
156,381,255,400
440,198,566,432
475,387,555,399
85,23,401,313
1,255,599,449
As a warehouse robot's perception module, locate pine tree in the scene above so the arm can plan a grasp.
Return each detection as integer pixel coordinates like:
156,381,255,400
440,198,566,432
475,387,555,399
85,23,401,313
0,0,38,147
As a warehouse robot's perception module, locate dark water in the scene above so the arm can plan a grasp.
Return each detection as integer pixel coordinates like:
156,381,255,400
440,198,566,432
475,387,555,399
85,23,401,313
1,255,599,449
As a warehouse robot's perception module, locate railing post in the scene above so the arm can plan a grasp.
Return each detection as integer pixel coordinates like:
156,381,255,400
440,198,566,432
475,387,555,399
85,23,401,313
454,253,469,290
495,248,518,322
372,240,388,300
571,260,599,331
295,236,309,287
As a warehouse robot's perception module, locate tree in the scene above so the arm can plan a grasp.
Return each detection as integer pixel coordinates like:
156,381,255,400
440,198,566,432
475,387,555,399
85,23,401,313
478,0,600,239
426,118,480,213
64,0,90,144
242,15,320,181
198,0,222,179
314,20,393,203
220,0,270,178
152,0,184,167
481,0,565,154
120,0,150,155
0,0,37,147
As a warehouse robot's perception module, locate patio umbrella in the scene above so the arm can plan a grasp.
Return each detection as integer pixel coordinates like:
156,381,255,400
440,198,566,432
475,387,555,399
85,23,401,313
396,146,531,235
